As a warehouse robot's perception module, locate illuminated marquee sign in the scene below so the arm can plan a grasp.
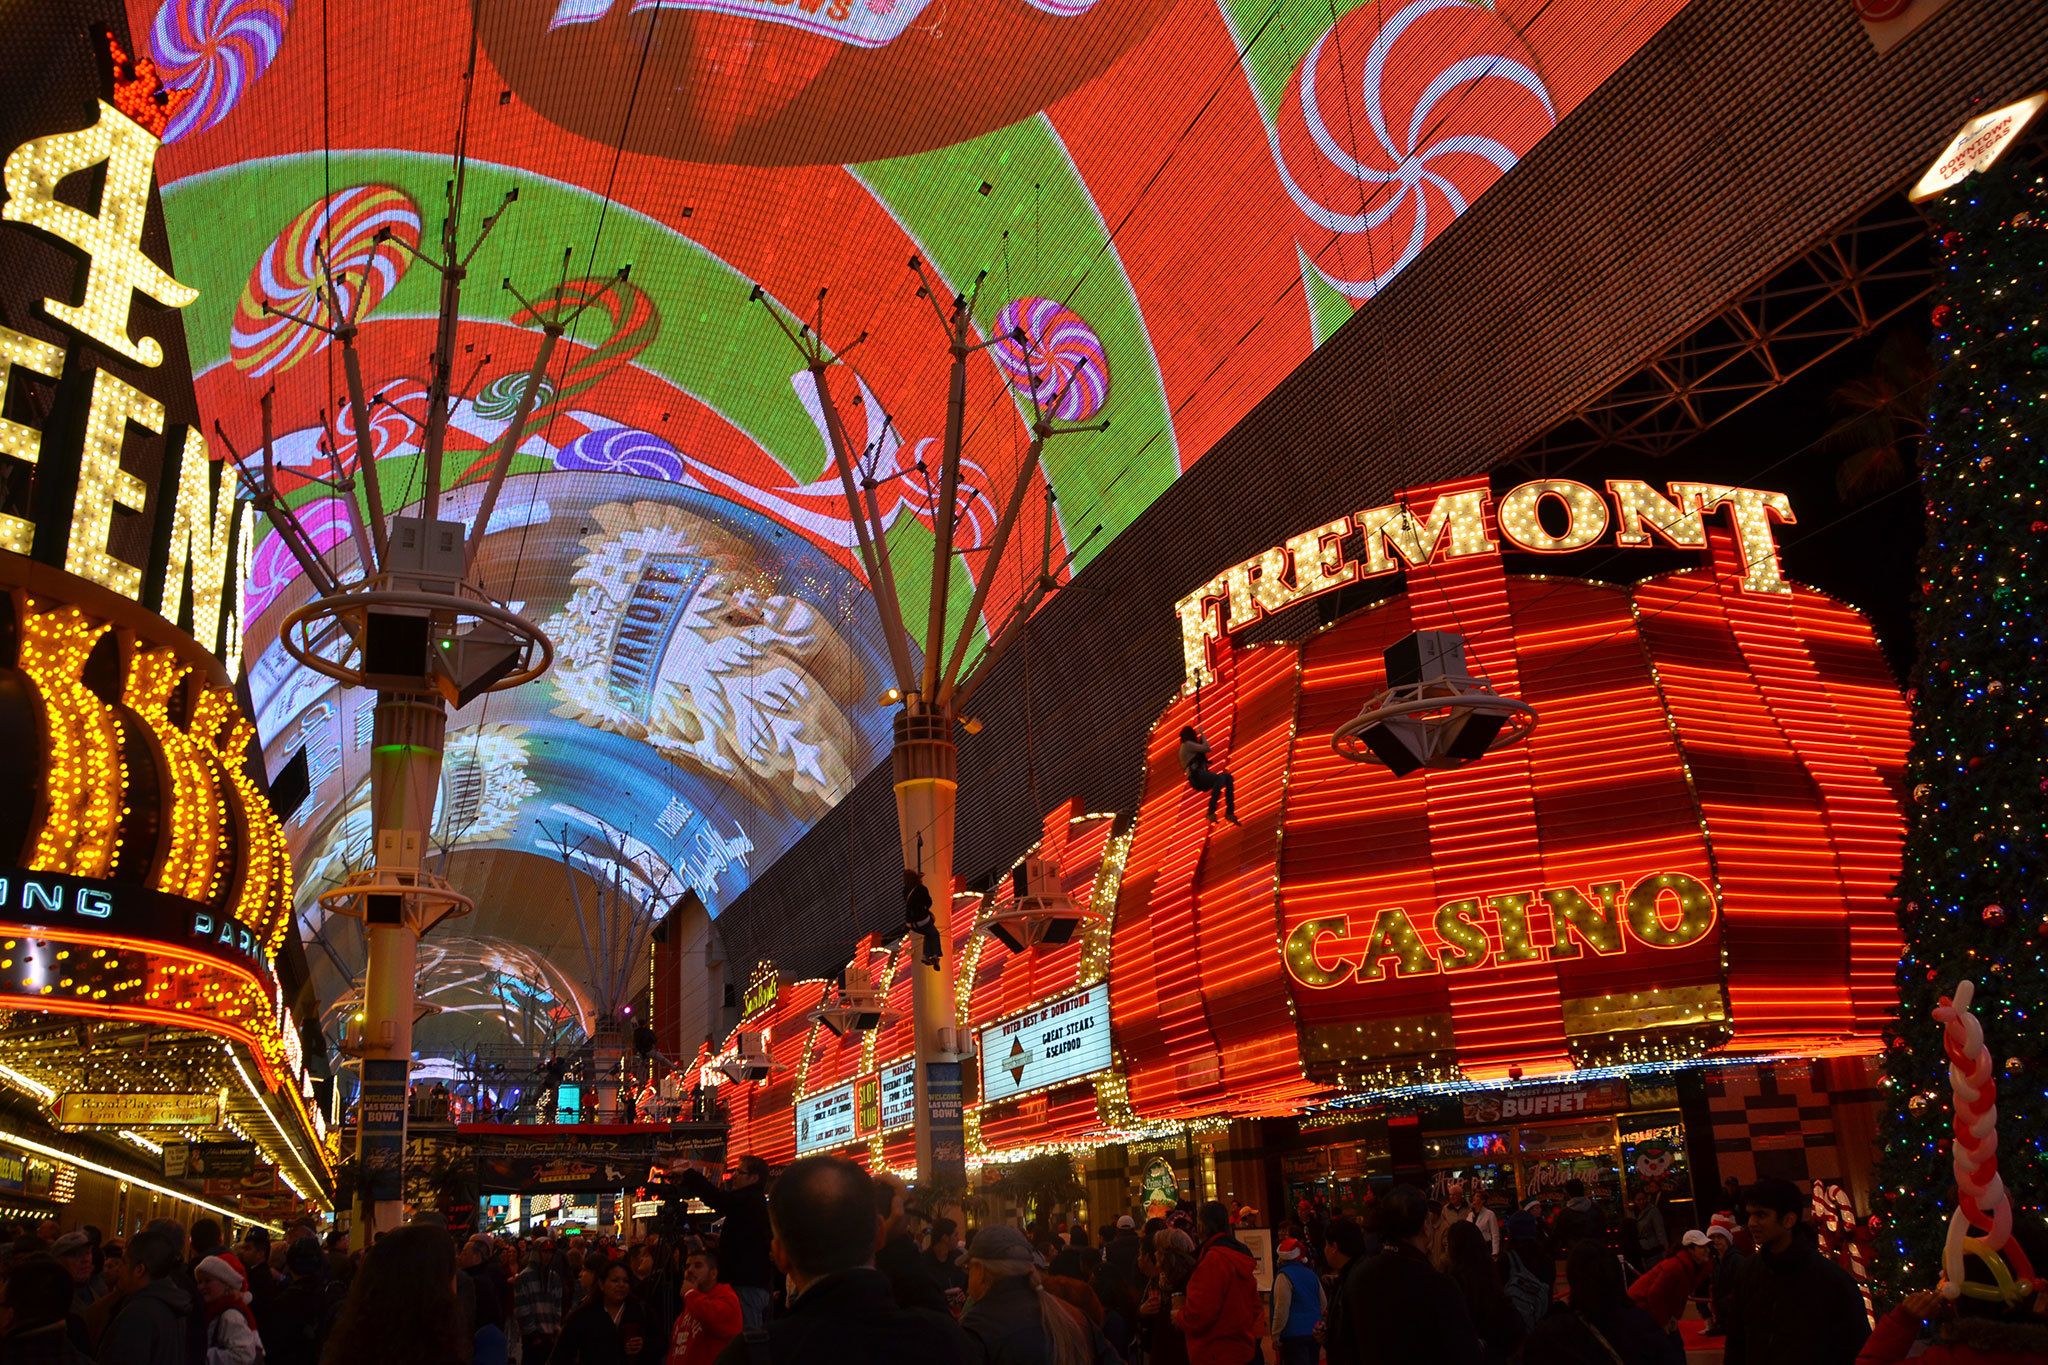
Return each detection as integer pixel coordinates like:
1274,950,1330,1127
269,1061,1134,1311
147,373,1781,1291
794,1081,857,1155
979,984,1114,1105
1284,872,1718,987
1176,478,1794,690
877,1058,917,1132
0,870,272,982
55,1091,223,1129
0,30,248,674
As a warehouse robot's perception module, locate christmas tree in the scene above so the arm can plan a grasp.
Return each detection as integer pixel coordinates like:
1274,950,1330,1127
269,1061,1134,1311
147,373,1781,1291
1873,155,2048,1298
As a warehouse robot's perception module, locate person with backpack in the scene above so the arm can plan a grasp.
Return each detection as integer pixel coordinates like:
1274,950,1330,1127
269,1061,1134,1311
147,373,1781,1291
1499,1213,1554,1333
1268,1238,1323,1365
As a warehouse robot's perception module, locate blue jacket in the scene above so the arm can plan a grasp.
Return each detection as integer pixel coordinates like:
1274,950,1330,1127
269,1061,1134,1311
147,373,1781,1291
1277,1261,1321,1340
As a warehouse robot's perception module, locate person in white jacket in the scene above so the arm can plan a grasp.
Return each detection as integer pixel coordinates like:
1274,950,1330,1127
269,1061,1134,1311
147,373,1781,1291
194,1253,264,1364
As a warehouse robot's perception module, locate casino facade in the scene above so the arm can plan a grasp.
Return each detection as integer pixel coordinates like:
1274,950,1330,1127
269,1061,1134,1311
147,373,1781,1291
704,469,1911,1229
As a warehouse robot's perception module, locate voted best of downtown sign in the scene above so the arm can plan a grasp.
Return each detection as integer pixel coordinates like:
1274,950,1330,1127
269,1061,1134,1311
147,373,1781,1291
978,984,1115,1105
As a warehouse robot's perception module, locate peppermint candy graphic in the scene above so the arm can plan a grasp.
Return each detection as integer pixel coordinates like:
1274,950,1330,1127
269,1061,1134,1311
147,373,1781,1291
991,296,1110,423
555,426,688,482
230,185,422,376
149,0,292,144
474,370,558,423
1275,0,1553,299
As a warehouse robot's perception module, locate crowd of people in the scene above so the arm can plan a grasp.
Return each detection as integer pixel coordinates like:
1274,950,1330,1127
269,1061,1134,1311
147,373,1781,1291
0,1161,2040,1365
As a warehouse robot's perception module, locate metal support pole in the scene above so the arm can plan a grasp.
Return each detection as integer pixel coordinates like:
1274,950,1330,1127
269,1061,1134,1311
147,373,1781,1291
353,695,446,1245
923,318,970,698
892,700,963,1192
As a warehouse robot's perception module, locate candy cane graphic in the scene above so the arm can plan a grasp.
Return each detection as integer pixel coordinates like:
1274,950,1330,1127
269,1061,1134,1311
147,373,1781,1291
1933,978,2039,1302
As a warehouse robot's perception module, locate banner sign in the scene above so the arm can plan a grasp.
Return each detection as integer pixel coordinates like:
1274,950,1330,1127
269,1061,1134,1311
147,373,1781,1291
1459,1078,1628,1125
55,1092,223,1128
927,1061,966,1189
357,1058,409,1203
472,1132,713,1193
183,1143,258,1179
978,984,1114,1105
794,1081,857,1155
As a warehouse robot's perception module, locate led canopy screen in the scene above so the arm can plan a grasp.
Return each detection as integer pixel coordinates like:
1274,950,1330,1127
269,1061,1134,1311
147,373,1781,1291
121,0,1688,1006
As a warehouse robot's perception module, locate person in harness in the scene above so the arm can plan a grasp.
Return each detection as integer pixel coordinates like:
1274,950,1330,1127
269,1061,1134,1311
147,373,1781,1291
902,869,943,970
1179,727,1239,824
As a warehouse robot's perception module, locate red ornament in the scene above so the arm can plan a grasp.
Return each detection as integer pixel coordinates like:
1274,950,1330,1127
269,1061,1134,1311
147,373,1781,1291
1982,904,2006,925
1933,303,1955,327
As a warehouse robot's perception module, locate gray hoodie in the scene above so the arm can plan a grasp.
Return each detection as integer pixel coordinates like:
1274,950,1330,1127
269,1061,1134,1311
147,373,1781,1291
94,1276,192,1365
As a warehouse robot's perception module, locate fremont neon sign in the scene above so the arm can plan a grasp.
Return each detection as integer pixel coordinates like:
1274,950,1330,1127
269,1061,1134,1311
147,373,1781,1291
1283,871,1718,988
1176,478,1793,690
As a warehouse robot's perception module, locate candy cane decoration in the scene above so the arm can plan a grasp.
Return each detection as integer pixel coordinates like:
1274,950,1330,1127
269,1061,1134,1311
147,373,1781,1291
1932,978,2037,1300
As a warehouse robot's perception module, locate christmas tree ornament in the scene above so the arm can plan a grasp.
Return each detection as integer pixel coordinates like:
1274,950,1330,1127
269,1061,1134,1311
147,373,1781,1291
1982,904,2006,924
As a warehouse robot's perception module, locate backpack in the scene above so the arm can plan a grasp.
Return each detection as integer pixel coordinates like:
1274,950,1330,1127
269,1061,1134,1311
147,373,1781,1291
1504,1253,1550,1331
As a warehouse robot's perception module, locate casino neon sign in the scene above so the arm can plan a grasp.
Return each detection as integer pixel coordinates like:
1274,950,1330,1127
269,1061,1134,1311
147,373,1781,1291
1283,871,1718,988
1176,478,1794,691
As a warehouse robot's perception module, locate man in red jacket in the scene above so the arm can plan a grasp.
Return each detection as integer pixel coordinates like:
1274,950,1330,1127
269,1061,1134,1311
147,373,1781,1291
668,1246,742,1365
1629,1228,1713,1344
1174,1202,1262,1365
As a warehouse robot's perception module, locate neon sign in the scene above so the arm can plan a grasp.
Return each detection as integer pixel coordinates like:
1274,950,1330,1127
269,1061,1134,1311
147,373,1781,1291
0,31,247,673
1283,871,1718,987
0,869,272,980
1176,478,1794,690
742,961,779,1020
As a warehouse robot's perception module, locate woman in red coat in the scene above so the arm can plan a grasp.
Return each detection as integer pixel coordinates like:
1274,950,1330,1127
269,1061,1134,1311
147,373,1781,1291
1174,1204,1263,1365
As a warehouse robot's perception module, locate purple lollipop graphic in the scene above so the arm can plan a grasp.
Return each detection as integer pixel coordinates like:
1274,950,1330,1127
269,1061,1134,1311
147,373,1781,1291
150,0,293,144
991,297,1110,423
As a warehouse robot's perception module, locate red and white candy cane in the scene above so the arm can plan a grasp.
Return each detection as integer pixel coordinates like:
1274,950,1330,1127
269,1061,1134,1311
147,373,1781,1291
1932,978,2034,1297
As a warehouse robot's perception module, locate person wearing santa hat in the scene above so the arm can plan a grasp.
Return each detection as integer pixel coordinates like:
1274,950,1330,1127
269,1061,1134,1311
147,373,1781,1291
1269,1238,1325,1365
193,1253,262,1365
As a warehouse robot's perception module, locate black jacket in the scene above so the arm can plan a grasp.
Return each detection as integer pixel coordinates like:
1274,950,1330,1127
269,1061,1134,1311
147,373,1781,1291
1525,1301,1664,1365
713,1268,965,1365
92,1278,189,1365
548,1299,654,1365
877,1234,949,1315
1338,1243,1483,1365
681,1171,776,1291
0,1322,91,1365
260,1273,342,1365
1321,1258,1366,1365
959,1275,1119,1365
1722,1239,1870,1365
